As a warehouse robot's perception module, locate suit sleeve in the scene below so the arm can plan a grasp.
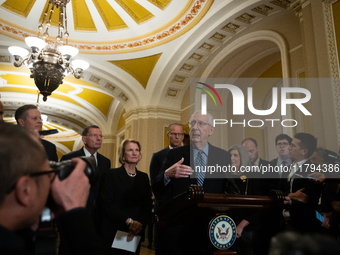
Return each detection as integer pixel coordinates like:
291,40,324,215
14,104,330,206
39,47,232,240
151,150,175,199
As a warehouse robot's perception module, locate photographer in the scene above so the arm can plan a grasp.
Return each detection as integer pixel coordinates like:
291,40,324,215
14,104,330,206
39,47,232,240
0,122,107,255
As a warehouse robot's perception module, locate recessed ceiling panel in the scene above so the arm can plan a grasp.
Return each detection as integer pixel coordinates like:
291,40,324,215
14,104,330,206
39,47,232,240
92,0,128,31
1,0,36,17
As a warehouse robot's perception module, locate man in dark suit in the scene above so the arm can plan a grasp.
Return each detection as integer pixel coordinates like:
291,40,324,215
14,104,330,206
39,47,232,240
152,111,235,254
15,104,58,162
150,123,184,210
58,125,111,255
280,133,322,233
149,123,184,252
60,125,111,212
270,134,293,179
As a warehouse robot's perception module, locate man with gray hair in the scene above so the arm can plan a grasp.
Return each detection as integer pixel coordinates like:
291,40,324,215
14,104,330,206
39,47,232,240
152,111,236,254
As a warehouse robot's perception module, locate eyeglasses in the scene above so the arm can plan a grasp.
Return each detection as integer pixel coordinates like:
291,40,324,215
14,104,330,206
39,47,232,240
6,169,58,194
189,120,210,128
86,134,103,139
169,133,184,137
277,142,289,147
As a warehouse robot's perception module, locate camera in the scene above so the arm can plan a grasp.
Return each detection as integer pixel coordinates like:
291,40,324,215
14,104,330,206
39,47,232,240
49,156,98,186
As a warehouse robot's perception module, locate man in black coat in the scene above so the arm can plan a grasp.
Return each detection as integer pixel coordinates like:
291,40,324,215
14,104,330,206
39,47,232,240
152,111,236,254
60,125,111,213
279,133,322,233
15,104,58,162
0,122,107,255
59,125,111,255
149,123,184,252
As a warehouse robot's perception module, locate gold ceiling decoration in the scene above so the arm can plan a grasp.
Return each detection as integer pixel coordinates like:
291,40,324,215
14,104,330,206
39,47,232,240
109,53,162,89
0,0,213,54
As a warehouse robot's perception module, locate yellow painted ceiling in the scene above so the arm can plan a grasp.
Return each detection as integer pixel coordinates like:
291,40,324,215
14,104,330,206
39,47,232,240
0,71,114,117
109,53,162,89
2,0,167,32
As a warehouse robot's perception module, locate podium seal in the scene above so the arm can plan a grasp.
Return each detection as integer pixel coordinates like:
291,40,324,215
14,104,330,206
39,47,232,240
208,215,237,250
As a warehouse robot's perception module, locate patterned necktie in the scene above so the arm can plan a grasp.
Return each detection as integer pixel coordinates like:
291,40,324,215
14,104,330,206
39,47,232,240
91,154,97,166
196,150,205,186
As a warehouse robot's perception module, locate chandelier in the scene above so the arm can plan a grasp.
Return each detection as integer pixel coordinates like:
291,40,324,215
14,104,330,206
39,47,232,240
8,0,89,102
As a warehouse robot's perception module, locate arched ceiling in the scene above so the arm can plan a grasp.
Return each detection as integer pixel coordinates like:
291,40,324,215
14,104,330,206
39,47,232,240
0,0,296,135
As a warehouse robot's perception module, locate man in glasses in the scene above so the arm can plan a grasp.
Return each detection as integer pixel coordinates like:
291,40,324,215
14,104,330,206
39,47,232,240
270,134,293,178
0,122,106,254
150,123,184,209
152,111,235,254
149,123,184,253
15,104,58,162
61,125,111,210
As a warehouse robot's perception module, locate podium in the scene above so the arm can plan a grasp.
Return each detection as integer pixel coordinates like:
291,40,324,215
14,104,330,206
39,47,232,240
155,185,284,254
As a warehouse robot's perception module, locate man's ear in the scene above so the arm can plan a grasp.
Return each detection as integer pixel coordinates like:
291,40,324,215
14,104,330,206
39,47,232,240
301,148,308,157
82,135,86,145
208,126,214,136
15,176,35,206
17,118,25,127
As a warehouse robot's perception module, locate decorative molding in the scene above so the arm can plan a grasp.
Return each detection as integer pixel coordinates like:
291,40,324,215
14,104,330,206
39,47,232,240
172,75,187,84
180,63,196,73
0,55,10,63
119,93,129,101
251,5,275,16
90,75,101,84
199,42,215,52
209,32,227,43
0,0,213,54
221,22,244,34
323,0,340,141
123,106,181,123
105,82,116,91
270,0,292,9
235,13,258,24
189,53,204,62
166,88,180,98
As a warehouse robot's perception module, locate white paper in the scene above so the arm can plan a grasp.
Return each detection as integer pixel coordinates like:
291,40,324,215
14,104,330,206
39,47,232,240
111,230,141,252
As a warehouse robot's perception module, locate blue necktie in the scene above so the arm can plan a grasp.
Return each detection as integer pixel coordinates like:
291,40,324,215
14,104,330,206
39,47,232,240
196,150,205,186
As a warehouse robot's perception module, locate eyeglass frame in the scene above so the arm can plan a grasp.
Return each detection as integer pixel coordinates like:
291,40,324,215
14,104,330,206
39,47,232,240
6,169,58,194
86,134,104,139
169,132,184,137
189,120,211,128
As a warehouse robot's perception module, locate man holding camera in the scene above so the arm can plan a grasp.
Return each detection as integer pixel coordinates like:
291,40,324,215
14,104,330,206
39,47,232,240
0,122,107,254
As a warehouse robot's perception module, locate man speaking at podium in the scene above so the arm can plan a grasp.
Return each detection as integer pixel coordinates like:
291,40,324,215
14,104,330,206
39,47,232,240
152,111,235,254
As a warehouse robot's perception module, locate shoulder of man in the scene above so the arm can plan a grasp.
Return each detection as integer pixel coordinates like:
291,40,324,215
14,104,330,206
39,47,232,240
60,148,84,161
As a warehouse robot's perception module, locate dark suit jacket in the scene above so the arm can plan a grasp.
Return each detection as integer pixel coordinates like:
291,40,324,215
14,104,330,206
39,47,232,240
0,209,108,255
152,143,235,207
41,139,58,162
278,159,322,233
97,166,152,246
60,148,111,209
150,146,170,211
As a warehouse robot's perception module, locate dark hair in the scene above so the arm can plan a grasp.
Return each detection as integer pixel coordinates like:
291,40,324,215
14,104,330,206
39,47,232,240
82,125,100,136
118,139,142,165
14,104,38,124
0,122,47,205
294,133,317,158
275,134,293,145
241,138,258,147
